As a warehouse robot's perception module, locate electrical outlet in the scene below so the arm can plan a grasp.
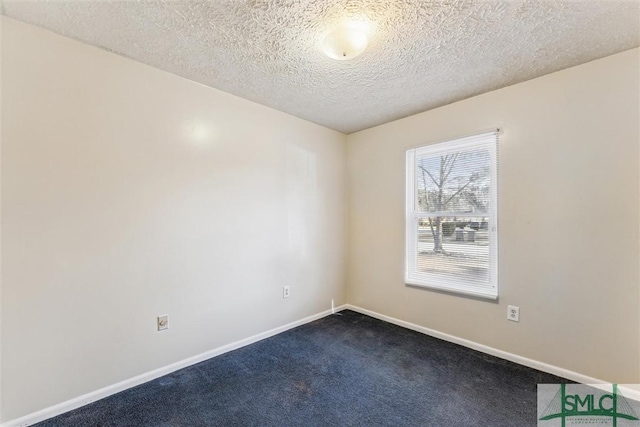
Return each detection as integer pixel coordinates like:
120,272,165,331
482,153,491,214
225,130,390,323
507,306,519,322
157,315,169,331
283,286,291,298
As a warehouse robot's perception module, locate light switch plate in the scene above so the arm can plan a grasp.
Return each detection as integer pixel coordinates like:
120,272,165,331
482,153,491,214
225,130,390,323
157,315,169,331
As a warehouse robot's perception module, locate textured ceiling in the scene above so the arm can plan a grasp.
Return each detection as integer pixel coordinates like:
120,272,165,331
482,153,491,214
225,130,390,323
2,1,639,134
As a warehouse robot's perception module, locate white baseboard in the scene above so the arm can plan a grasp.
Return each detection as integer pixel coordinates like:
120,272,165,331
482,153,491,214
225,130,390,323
4,305,347,427
343,304,640,401
6,303,637,426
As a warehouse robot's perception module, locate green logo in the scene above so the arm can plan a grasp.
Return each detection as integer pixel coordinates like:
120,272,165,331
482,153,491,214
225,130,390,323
539,384,639,427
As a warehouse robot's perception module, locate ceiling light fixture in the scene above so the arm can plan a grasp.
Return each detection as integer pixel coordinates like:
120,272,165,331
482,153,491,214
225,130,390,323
321,22,369,60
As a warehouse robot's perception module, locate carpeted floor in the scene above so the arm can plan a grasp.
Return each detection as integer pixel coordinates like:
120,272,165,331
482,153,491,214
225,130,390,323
35,310,568,426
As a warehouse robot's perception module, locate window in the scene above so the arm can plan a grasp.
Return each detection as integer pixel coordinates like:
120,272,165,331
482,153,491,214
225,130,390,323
405,130,498,299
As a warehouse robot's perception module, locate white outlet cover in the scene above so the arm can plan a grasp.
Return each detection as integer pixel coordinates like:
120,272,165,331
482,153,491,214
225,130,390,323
283,286,291,298
507,306,519,322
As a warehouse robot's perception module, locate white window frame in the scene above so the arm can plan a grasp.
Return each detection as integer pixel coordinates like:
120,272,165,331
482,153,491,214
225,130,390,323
405,130,499,299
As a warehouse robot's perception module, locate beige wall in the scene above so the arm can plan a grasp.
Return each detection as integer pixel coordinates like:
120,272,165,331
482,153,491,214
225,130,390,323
1,17,347,421
2,13,639,424
347,48,640,384
0,14,4,424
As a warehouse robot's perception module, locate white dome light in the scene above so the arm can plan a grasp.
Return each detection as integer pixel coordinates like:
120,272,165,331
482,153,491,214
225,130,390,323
321,23,369,60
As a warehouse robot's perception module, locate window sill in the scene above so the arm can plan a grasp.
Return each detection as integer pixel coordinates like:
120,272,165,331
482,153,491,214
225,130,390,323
405,278,498,300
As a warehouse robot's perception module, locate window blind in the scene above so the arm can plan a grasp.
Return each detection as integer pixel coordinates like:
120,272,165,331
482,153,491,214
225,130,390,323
405,130,499,299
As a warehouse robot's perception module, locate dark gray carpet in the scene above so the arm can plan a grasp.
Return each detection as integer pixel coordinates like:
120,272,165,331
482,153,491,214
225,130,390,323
35,310,568,426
